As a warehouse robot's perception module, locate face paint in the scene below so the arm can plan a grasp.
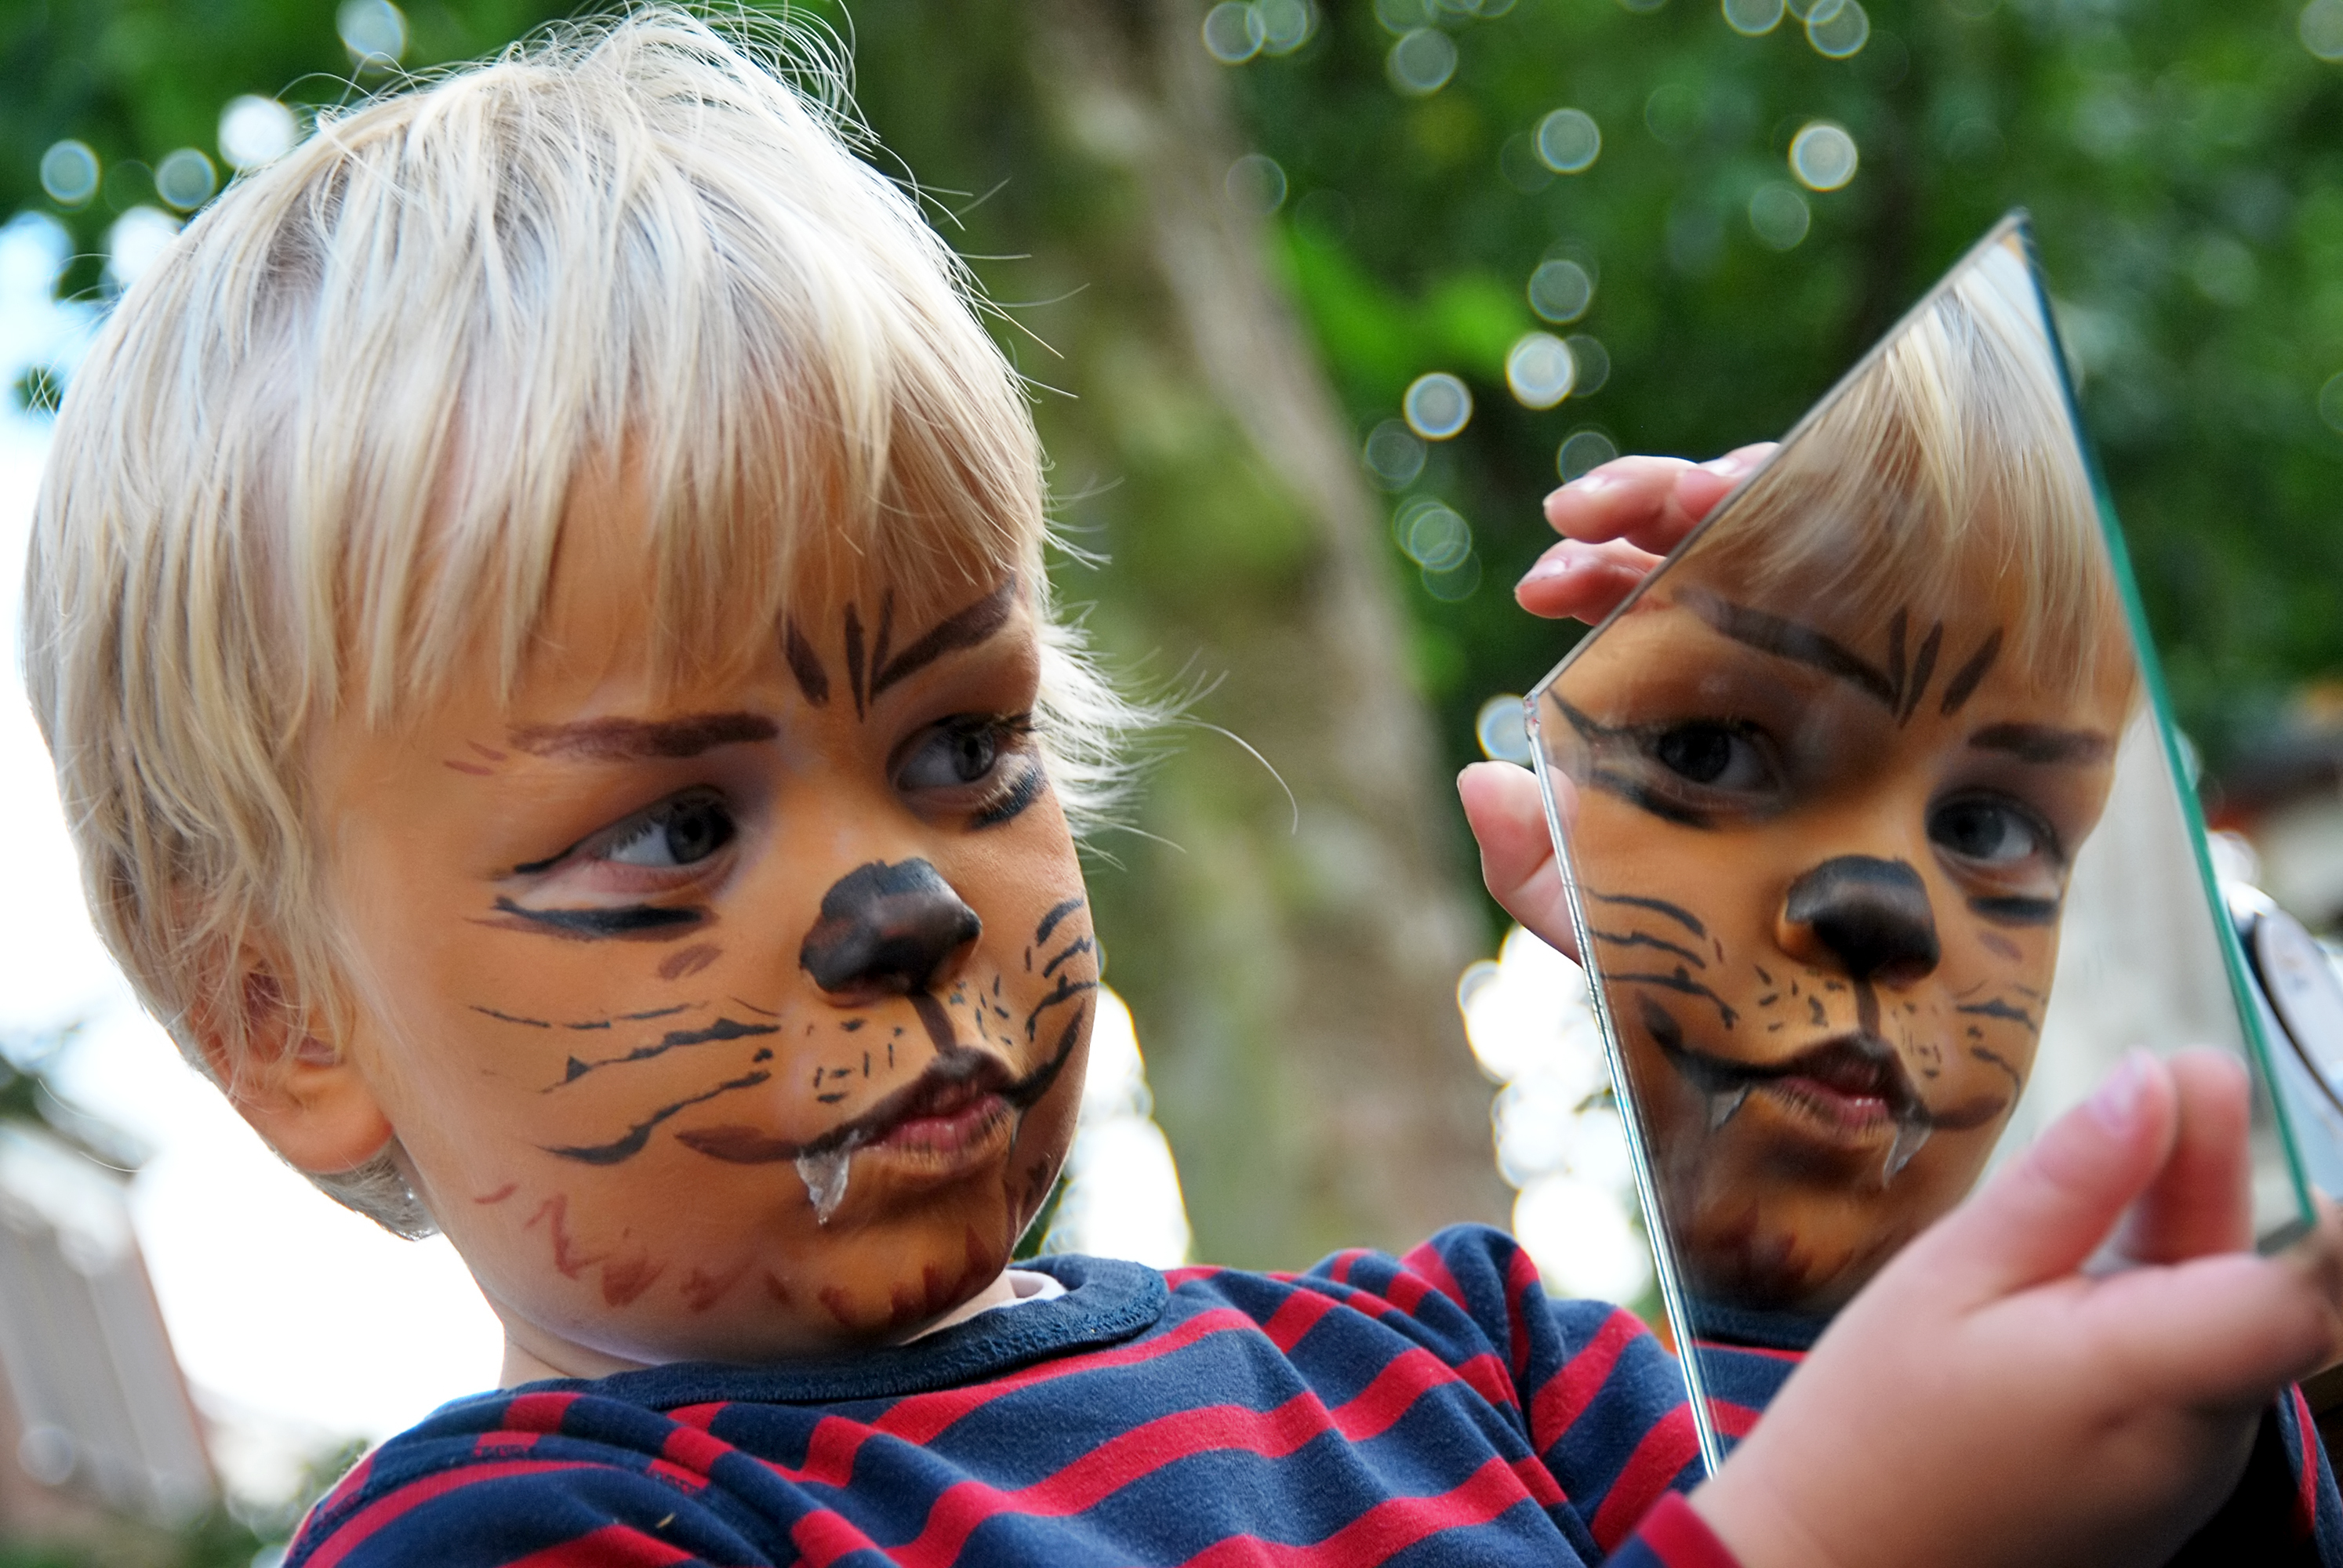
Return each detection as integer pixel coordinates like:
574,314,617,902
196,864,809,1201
313,499,1092,1368
1550,553,2134,1314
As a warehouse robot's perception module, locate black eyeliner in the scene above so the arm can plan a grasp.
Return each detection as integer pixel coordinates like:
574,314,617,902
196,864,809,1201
490,896,704,937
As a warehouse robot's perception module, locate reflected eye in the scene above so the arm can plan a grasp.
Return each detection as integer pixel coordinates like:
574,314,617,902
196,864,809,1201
601,793,736,869
1651,722,1775,791
1930,797,2054,868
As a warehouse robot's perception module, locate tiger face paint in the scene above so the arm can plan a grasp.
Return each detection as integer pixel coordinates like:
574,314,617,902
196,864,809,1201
309,479,1091,1370
1549,552,2134,1315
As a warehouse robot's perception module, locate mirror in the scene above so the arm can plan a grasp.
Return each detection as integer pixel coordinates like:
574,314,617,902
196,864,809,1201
1524,216,2314,1470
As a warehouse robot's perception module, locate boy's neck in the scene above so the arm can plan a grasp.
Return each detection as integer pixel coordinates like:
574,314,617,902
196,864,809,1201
495,1268,1026,1387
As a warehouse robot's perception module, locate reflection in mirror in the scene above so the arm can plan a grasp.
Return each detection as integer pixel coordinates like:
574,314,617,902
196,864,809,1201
1525,220,2312,1469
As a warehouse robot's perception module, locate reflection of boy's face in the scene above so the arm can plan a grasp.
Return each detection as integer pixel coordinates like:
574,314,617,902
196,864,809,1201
1553,557,2132,1313
311,481,1091,1367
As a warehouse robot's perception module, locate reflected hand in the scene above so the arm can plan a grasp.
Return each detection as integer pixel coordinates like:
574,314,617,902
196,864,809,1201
1691,1048,2343,1568
1516,444,1775,623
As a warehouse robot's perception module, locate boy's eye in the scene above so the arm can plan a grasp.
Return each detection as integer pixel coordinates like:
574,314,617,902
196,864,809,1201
1651,721,1775,791
897,717,1017,792
1929,796,2055,869
599,793,736,869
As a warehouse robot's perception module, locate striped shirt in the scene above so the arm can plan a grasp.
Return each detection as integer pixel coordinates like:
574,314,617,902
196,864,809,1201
287,1226,1735,1566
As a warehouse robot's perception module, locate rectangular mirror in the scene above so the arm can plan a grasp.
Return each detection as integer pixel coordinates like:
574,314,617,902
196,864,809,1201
1524,215,2315,1472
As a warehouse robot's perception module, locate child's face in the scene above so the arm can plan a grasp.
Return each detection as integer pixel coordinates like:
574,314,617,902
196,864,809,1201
309,481,1092,1367
1549,556,2134,1313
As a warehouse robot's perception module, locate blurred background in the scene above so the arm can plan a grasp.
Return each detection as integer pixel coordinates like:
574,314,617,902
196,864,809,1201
3,0,2343,1559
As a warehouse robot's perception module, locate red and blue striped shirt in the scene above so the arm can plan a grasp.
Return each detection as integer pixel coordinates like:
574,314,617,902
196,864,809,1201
288,1227,1735,1566
286,1224,2341,1566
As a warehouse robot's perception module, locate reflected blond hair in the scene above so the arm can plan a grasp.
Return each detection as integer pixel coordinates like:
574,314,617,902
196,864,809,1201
23,7,1146,1233
1680,234,2128,692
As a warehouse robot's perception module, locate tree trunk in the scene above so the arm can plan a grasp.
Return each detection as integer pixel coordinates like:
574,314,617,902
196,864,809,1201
852,0,1509,1267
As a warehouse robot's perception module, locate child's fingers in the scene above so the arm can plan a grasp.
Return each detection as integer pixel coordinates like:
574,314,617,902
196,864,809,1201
1912,1050,2179,1301
2080,1247,2343,1409
2112,1047,2253,1265
1514,538,1667,622
1522,445,1775,623
1457,762,1579,963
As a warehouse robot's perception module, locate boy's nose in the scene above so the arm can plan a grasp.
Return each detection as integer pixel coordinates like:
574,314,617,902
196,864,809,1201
799,858,982,999
1776,855,1941,986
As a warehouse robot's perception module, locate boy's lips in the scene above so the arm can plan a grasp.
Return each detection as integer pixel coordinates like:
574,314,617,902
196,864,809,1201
677,1014,1081,1166
1638,996,2007,1137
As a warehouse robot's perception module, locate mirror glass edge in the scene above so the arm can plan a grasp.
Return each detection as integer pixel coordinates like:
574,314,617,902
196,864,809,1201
2013,224,2319,1240
1525,724,1731,1478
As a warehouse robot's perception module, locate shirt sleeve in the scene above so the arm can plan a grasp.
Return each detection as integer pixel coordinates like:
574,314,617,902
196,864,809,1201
2165,1385,2343,1567
1605,1493,1744,1568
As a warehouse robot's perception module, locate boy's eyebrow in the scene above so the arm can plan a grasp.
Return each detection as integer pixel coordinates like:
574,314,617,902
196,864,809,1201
867,577,1017,701
1967,722,2112,766
508,712,779,760
1676,586,1896,708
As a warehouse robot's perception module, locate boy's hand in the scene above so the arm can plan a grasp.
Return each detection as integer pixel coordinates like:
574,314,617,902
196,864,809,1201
1692,1048,2343,1568
1514,444,1774,623
1459,444,1776,964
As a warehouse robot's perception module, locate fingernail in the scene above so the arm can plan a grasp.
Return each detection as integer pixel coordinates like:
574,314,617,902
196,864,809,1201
1519,548,1576,585
2090,1049,2152,1137
1698,454,1749,477
1571,473,1611,493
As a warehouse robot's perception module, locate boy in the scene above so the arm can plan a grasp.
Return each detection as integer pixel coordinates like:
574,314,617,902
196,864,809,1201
24,9,2343,1564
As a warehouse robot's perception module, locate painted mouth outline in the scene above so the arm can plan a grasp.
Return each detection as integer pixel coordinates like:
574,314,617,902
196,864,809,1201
1639,996,2006,1135
675,1009,1083,1166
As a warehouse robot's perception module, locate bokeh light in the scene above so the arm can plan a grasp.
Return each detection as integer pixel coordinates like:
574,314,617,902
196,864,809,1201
154,149,217,212
1563,335,1610,396
2304,0,2343,61
1403,371,1473,438
1201,2,1266,64
1534,108,1601,173
336,0,407,71
1422,554,1481,601
1506,332,1576,408
1789,121,1858,190
104,208,181,291
1644,83,1703,147
1722,0,1785,34
1804,0,1869,56
1364,417,1428,487
1386,28,1458,96
1557,427,1618,481
1474,695,1533,764
1224,152,1287,215
1041,987,1192,1268
1748,182,1811,249
38,141,100,208
1459,927,1654,1302
1392,495,1472,570
2318,372,2343,434
1527,256,1594,323
218,96,299,171
1255,0,1317,53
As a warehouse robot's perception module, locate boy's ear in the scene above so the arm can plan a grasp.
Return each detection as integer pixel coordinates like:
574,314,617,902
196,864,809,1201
191,955,398,1177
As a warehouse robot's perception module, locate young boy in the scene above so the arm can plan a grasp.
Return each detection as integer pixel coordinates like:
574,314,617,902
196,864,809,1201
24,9,2343,1564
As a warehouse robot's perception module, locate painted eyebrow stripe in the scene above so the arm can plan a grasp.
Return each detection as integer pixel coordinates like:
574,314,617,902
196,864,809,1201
1676,586,1896,709
1967,722,2112,766
868,577,1019,701
783,621,831,707
1938,630,2004,717
508,712,778,761
547,1015,780,1090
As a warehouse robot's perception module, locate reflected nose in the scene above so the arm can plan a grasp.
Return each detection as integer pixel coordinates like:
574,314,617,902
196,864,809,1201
800,858,982,997
1778,855,1940,985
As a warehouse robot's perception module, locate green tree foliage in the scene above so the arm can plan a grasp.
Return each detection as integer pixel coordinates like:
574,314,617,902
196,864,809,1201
1205,0,2343,770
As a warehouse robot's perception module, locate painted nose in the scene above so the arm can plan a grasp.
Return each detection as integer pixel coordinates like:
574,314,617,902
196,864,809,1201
1778,855,1941,985
800,858,982,996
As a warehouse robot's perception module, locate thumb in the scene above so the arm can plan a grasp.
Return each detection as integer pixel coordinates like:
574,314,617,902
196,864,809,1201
1905,1050,2178,1303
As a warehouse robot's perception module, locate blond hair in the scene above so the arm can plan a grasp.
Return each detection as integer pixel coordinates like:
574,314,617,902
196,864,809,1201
1680,231,2127,691
23,7,1145,1234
